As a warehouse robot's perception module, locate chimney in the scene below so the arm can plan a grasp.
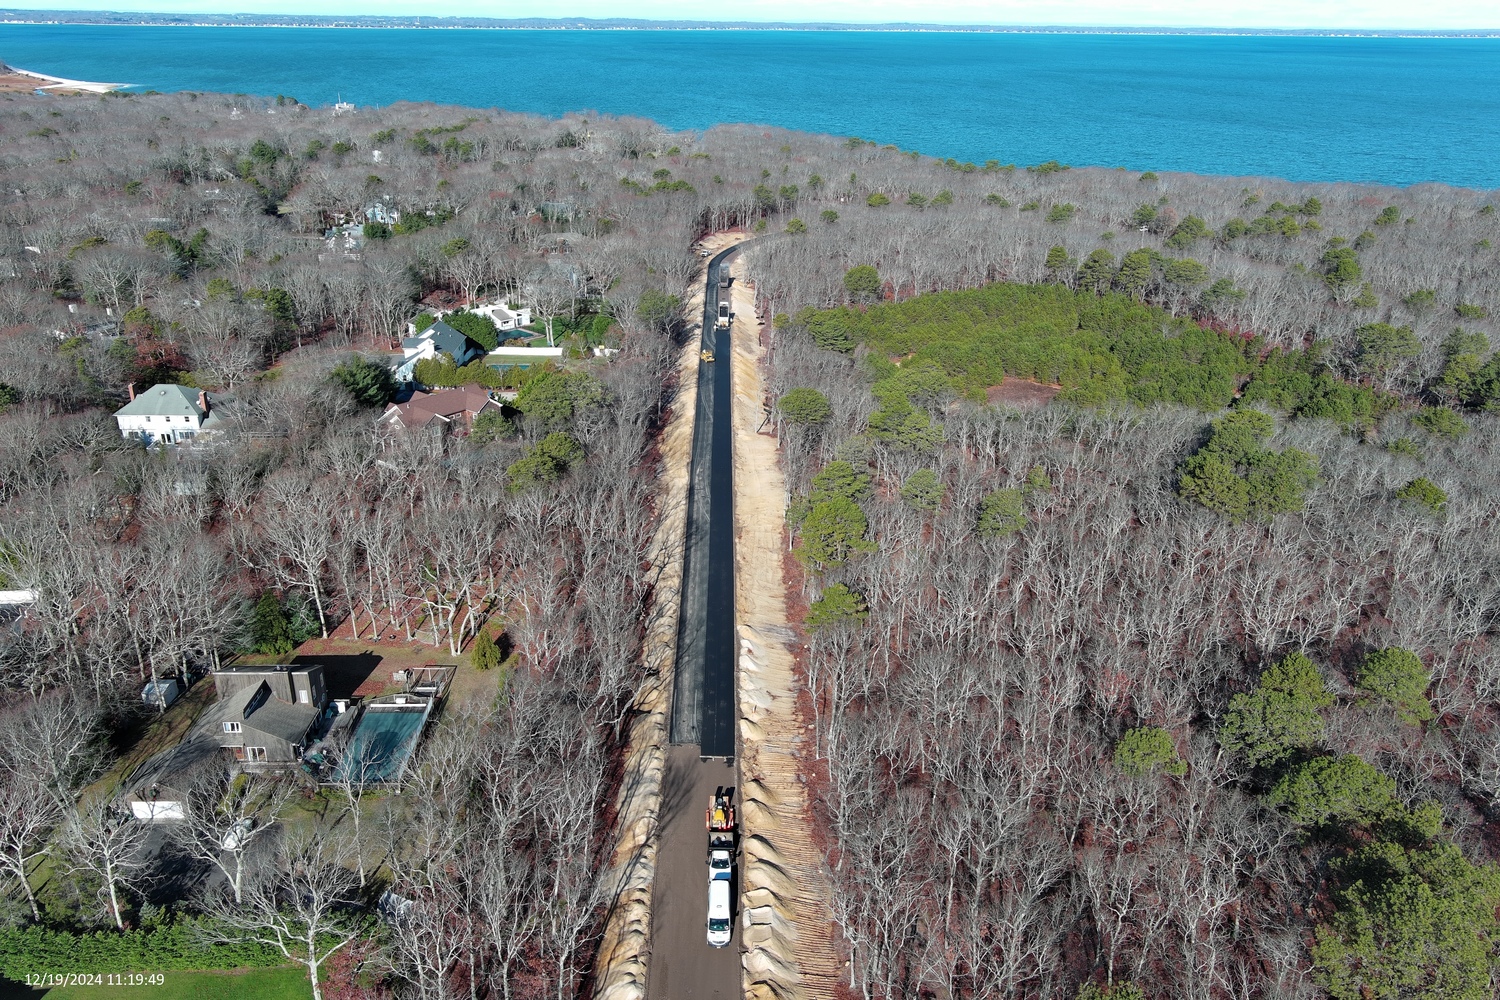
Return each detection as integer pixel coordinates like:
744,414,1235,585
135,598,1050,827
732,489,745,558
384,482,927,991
197,390,208,416
127,382,135,401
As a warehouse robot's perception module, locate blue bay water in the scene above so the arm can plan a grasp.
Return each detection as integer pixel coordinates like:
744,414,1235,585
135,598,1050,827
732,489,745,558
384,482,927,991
2,25,1498,189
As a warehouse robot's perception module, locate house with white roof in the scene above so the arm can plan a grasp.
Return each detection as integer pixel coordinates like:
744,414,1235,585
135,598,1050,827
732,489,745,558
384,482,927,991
113,384,220,445
405,299,532,337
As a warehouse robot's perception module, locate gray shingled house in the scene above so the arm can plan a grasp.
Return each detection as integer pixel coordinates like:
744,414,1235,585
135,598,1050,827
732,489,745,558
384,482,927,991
211,665,327,764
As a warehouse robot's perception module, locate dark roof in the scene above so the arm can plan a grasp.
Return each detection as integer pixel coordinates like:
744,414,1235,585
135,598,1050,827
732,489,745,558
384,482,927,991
245,698,318,746
124,728,224,800
402,320,476,360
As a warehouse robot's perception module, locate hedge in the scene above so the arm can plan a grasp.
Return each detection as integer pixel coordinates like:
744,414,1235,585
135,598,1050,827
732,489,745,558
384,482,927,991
0,920,285,978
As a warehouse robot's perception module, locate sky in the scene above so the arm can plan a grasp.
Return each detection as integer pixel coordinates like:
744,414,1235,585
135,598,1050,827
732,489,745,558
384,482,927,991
8,0,1498,27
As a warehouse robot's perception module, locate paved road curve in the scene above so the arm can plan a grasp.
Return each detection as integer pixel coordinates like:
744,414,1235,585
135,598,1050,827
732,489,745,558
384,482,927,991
649,245,742,999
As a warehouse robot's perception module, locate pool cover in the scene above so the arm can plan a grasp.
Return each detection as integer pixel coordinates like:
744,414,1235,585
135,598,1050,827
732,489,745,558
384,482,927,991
330,705,428,784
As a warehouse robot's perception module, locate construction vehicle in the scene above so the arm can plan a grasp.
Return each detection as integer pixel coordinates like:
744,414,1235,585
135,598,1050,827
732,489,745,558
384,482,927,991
719,268,731,289
716,299,730,330
706,788,735,947
700,349,715,363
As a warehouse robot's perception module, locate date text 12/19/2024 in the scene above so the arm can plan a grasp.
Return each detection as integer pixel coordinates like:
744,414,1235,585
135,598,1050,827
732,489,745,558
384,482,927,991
25,973,167,988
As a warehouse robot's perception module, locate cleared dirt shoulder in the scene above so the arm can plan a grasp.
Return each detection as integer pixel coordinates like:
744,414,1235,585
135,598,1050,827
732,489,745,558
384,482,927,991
728,258,844,1000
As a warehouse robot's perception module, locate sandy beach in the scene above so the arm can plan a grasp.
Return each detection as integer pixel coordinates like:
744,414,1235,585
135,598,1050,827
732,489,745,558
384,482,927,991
0,62,129,94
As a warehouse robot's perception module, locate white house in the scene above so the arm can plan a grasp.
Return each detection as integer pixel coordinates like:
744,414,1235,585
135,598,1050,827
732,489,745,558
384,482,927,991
471,299,532,333
113,384,219,445
394,320,485,384
406,299,532,337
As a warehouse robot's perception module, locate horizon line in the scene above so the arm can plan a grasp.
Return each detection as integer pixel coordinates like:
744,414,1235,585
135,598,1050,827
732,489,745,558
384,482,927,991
2,9,1498,32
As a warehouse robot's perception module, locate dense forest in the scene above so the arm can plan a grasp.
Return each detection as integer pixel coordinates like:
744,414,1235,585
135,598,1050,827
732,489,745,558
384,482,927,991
0,84,1496,999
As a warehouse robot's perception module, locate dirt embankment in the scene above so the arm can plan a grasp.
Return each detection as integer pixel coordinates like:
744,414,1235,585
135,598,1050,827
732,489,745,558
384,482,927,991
593,232,745,1000
728,258,844,1000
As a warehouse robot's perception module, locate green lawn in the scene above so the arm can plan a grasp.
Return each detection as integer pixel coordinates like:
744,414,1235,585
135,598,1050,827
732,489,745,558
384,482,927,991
40,967,309,1000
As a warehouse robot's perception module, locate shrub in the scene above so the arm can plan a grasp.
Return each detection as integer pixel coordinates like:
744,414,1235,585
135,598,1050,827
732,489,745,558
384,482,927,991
1220,651,1332,768
805,583,868,630
1385,437,1423,460
778,388,832,425
1268,754,1400,831
1395,477,1447,514
1114,727,1185,777
1045,203,1077,223
785,217,807,234
1413,406,1470,439
506,432,583,492
843,265,881,301
0,919,284,977
330,356,395,408
819,209,839,224
1178,410,1320,520
899,469,946,511
865,192,890,207
1403,288,1437,311
1356,648,1434,724
977,488,1027,538
444,311,500,352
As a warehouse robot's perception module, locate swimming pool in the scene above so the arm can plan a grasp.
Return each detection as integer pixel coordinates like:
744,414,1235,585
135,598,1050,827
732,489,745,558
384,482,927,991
329,703,430,785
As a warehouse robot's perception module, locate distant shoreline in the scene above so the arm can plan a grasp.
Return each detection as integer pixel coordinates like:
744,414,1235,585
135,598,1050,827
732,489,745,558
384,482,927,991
0,11,1496,35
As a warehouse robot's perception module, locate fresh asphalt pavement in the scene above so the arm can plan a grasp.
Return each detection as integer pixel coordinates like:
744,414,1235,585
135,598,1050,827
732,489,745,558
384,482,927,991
670,245,739,756
649,245,742,999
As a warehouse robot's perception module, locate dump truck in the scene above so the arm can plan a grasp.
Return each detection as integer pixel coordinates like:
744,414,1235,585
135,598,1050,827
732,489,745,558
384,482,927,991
719,268,731,289
716,299,730,330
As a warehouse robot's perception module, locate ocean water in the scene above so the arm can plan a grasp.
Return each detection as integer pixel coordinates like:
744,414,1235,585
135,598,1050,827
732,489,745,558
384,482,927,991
2,25,1498,189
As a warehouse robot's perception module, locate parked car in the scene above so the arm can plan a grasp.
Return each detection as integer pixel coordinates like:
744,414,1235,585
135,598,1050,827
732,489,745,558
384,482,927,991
221,818,255,850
